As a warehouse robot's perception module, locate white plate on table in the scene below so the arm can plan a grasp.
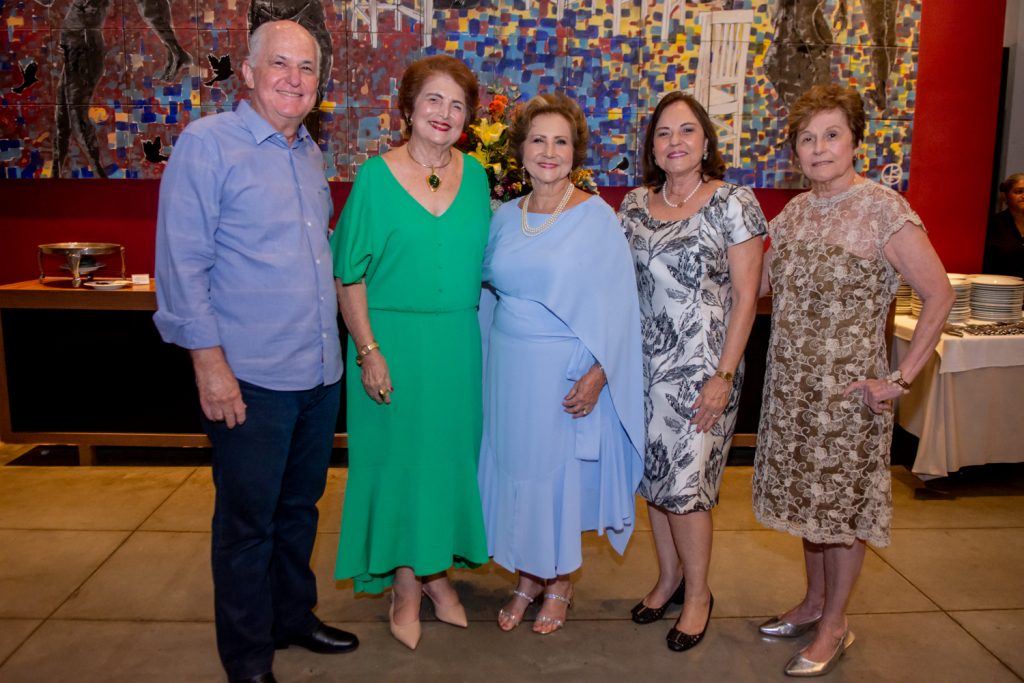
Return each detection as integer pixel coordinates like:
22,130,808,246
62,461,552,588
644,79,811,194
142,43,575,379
969,274,1024,285
83,279,133,291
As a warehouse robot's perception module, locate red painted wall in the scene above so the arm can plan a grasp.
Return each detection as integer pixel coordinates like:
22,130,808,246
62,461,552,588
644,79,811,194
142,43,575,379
0,2,1005,284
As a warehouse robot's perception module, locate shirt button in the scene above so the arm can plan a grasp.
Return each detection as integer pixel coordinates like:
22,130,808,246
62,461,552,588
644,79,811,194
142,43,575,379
307,221,312,226
322,333,327,338
316,259,321,264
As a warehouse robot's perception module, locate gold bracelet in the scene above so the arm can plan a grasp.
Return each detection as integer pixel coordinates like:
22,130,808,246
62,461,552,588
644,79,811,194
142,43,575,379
355,341,380,367
714,369,734,383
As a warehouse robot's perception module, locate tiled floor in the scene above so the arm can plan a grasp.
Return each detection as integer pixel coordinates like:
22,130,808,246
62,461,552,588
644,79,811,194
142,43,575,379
1,442,1021,682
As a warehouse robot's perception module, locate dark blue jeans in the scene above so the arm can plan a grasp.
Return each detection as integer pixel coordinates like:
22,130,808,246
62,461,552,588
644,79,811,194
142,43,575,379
204,379,341,680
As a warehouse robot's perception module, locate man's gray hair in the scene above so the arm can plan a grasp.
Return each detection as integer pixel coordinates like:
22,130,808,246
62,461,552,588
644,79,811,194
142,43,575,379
246,20,321,78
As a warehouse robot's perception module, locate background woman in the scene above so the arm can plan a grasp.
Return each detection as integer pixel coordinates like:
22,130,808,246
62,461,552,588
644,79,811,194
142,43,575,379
332,55,491,650
478,93,644,635
753,84,953,677
619,92,766,653
982,172,1024,279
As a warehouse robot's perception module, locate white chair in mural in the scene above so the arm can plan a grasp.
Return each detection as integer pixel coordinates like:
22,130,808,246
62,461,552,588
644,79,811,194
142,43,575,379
689,9,754,166
660,0,685,42
351,0,434,49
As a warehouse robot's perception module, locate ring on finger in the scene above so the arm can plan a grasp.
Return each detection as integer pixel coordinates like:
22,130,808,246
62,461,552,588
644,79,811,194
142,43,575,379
378,388,387,398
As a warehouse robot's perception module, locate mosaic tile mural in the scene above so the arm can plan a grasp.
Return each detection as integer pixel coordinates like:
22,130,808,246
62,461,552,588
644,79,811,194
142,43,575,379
1,0,920,189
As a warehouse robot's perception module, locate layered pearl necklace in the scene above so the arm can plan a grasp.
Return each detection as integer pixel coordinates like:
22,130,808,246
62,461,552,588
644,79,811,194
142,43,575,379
662,175,703,208
407,145,452,192
521,181,575,237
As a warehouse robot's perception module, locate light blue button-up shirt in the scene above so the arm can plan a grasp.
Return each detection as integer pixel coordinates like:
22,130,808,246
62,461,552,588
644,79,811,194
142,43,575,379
154,100,342,391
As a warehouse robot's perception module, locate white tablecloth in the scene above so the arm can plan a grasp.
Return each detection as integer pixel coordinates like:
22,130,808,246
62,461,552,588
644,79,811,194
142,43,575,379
892,315,1024,478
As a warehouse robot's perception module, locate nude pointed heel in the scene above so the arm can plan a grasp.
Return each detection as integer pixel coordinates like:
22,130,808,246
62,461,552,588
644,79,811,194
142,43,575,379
423,586,468,628
389,594,421,650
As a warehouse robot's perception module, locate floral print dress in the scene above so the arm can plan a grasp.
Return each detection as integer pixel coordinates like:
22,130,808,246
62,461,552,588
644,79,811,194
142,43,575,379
753,180,922,547
620,184,766,514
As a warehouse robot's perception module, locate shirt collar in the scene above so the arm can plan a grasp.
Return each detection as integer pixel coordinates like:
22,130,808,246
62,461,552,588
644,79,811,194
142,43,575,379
236,99,311,147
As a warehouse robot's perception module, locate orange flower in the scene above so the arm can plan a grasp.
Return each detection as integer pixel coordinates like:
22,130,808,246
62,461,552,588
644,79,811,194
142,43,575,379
487,94,509,118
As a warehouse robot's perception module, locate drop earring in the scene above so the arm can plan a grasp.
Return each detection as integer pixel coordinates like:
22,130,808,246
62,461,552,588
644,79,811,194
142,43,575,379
702,141,709,160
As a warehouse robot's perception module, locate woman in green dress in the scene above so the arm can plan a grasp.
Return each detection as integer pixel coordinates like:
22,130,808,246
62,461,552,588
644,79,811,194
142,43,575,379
331,56,491,650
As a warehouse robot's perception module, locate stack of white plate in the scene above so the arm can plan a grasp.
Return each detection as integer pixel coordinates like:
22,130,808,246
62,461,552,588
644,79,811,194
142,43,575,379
947,276,972,324
967,274,1024,322
909,274,973,324
895,277,913,315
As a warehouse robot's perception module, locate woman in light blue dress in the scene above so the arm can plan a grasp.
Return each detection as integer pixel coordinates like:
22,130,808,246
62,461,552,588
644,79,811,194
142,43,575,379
478,93,644,635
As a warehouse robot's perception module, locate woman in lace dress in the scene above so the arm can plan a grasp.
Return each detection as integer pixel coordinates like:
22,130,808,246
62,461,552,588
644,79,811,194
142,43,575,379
753,85,953,677
620,92,766,652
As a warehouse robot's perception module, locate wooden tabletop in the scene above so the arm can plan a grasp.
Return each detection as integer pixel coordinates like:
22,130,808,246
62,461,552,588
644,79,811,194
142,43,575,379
0,279,157,311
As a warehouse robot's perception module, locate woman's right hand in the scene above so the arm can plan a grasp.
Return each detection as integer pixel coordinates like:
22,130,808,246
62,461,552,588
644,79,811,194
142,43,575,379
360,352,394,404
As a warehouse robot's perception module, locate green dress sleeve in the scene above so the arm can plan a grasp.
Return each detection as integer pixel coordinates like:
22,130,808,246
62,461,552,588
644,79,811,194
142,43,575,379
330,157,378,284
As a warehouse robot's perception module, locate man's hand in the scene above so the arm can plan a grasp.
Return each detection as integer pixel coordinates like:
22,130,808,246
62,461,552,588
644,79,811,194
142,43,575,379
190,347,247,428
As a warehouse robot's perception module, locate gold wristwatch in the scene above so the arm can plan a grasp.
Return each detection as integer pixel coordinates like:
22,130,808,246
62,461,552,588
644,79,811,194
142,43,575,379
888,369,911,391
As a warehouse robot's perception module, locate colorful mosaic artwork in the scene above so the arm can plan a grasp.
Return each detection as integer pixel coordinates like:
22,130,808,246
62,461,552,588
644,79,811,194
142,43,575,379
0,0,920,188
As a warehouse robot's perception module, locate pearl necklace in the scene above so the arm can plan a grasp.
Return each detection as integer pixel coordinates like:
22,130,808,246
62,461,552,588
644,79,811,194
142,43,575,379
407,145,453,192
521,181,575,237
662,176,703,208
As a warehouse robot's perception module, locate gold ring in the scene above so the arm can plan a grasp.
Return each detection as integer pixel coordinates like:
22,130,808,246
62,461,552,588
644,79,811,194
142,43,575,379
378,389,386,398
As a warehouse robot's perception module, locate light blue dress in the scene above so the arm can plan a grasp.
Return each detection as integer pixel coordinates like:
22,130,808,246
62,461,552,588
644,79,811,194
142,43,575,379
478,196,645,579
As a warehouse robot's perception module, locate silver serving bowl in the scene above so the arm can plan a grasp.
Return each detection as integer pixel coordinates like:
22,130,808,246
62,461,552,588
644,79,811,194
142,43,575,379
38,242,126,287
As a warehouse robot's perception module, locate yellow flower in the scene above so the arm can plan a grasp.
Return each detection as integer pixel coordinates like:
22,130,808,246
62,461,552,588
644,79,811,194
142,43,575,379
472,119,506,146
468,145,489,167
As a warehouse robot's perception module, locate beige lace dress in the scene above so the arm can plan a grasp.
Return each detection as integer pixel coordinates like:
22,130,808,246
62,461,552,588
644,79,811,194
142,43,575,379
753,180,922,547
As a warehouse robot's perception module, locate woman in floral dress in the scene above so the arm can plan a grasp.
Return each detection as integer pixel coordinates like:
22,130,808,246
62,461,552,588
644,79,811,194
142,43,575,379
620,92,766,652
753,85,953,677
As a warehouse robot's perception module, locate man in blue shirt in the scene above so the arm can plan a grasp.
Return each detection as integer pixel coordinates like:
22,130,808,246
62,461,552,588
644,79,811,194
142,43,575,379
154,20,356,683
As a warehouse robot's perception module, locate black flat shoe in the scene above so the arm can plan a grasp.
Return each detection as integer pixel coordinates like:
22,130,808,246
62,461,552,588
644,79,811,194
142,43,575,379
229,673,277,683
666,594,714,652
630,577,686,625
275,623,359,654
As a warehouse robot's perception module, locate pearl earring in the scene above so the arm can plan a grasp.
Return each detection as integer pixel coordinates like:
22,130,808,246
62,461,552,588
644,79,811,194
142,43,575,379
702,141,709,161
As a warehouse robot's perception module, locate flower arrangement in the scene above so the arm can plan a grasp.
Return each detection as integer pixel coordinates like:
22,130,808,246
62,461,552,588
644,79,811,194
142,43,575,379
456,84,599,204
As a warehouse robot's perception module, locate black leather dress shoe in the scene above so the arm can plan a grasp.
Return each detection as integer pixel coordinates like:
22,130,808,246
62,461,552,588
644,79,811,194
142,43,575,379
666,594,714,652
229,672,277,683
275,623,359,654
630,577,686,625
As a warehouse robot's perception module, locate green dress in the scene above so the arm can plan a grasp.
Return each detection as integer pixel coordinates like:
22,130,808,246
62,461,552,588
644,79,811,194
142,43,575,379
331,154,491,593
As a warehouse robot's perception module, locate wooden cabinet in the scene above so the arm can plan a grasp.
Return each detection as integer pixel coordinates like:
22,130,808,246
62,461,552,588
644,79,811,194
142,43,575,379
0,280,347,464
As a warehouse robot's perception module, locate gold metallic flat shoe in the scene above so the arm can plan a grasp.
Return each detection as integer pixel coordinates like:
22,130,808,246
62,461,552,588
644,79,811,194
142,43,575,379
759,614,822,637
388,594,421,650
784,630,855,677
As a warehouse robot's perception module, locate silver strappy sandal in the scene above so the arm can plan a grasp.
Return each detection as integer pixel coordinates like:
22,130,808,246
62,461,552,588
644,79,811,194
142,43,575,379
497,589,536,631
533,586,573,635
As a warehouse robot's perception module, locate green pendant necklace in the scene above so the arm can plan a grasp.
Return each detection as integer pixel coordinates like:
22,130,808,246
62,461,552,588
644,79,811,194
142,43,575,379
407,146,453,192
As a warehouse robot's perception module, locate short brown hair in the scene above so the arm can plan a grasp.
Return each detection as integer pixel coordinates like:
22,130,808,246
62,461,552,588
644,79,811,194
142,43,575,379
508,93,590,171
787,84,866,154
1000,172,1024,194
640,91,726,188
397,56,479,135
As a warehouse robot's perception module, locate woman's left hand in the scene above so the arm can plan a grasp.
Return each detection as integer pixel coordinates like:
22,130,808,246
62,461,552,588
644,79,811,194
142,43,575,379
843,378,904,415
563,365,606,419
691,375,731,433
